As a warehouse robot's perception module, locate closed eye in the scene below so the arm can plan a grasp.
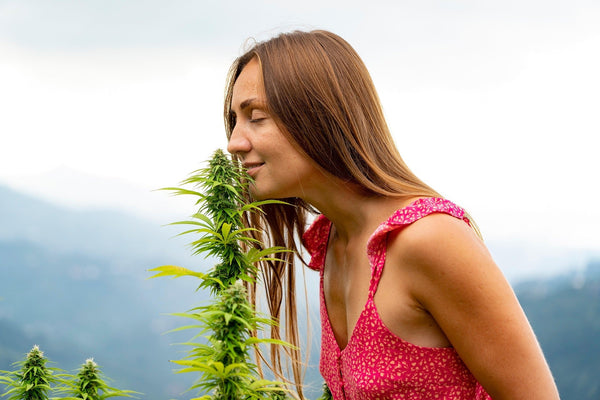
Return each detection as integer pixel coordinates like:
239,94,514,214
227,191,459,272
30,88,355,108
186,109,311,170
250,109,268,123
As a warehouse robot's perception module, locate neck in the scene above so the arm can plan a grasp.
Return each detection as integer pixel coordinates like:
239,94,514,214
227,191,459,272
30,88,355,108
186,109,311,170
301,175,417,244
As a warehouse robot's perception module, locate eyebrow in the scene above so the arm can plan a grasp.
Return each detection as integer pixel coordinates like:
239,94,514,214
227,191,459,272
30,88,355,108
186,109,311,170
239,97,258,111
231,97,267,115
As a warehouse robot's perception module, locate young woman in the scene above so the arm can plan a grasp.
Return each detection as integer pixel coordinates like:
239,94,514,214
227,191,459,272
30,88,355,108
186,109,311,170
225,30,559,400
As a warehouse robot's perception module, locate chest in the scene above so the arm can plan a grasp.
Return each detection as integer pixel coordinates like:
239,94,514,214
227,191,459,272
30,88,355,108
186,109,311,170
322,239,373,349
321,230,448,351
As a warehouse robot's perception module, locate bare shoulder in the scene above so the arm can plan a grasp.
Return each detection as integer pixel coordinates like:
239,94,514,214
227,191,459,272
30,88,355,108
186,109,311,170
385,211,514,337
387,212,494,281
386,212,560,399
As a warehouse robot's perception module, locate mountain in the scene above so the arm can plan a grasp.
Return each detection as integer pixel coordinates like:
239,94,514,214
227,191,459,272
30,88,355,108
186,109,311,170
0,184,209,398
516,262,600,400
0,183,192,269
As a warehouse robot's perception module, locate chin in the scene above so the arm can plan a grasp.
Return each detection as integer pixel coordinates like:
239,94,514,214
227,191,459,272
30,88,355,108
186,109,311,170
248,186,268,201
248,186,289,202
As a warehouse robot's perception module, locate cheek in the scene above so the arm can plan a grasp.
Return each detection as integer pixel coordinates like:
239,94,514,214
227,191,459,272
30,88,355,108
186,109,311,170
288,155,318,180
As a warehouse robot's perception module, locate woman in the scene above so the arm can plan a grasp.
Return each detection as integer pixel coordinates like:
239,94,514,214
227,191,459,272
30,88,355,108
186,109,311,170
225,30,559,400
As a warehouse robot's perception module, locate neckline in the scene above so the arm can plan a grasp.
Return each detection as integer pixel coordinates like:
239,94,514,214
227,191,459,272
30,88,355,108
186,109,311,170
318,197,457,354
319,197,425,353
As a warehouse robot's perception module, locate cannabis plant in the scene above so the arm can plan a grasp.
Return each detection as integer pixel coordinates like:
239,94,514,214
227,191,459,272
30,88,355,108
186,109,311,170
150,149,293,400
61,358,137,400
0,347,135,400
0,345,58,400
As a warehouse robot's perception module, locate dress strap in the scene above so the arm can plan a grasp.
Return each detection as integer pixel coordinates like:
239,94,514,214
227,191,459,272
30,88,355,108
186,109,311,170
366,198,469,297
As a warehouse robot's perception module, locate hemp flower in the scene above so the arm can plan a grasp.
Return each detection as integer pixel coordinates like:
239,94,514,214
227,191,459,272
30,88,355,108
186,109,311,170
150,149,294,399
0,345,55,400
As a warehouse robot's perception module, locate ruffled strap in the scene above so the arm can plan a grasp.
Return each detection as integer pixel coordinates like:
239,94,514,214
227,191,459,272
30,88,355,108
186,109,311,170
366,198,470,296
302,214,332,271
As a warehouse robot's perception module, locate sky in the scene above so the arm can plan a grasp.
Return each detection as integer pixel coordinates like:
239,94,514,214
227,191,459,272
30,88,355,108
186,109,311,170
1,0,599,254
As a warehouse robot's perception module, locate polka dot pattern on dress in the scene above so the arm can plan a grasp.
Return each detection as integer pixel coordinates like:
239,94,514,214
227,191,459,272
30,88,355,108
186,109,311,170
302,198,492,400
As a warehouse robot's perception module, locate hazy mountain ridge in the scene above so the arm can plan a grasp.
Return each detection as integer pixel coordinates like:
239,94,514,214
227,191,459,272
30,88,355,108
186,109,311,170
0,184,195,270
0,184,210,398
0,236,202,398
515,261,600,399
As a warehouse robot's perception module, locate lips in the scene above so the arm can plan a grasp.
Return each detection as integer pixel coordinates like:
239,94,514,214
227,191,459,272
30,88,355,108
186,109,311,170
242,162,264,176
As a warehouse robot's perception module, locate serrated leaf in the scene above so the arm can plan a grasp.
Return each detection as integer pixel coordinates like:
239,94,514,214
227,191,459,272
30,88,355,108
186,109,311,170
147,265,205,280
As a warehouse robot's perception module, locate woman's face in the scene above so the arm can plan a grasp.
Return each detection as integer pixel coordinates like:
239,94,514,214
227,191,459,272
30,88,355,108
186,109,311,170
227,58,321,200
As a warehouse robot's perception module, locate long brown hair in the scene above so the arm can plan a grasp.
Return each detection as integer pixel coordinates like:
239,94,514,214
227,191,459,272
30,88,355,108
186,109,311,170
224,30,441,397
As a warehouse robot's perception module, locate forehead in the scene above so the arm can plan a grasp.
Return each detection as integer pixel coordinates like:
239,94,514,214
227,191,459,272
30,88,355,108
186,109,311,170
231,58,264,106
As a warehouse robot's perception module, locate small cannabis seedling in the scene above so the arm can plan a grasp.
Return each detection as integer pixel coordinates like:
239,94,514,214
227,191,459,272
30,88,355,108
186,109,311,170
149,149,294,400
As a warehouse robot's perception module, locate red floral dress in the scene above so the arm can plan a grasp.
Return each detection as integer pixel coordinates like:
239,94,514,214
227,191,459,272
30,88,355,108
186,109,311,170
303,197,492,399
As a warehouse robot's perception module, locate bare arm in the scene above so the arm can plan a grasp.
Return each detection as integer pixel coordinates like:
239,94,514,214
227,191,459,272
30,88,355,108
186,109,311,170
392,214,559,400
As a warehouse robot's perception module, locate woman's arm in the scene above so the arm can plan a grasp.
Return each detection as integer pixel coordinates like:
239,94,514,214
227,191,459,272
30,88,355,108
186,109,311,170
391,213,560,400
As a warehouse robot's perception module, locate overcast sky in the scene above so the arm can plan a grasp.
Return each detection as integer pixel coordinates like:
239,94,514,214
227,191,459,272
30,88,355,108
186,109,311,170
1,0,599,252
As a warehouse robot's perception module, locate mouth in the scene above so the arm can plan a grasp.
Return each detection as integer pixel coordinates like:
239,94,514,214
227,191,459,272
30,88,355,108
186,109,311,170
243,162,264,176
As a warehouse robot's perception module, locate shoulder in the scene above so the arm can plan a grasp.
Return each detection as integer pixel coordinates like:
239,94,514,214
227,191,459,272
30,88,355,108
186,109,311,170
385,211,559,399
389,207,485,255
387,211,496,296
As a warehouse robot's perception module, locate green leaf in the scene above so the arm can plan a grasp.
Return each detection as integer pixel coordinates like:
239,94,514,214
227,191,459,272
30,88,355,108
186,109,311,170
221,222,232,241
240,199,290,212
158,187,203,198
147,265,206,280
245,337,299,349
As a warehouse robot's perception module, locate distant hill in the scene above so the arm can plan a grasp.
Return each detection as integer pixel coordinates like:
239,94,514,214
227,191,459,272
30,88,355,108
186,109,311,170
0,184,193,268
516,261,600,400
0,238,199,398
0,184,209,398
1,183,599,399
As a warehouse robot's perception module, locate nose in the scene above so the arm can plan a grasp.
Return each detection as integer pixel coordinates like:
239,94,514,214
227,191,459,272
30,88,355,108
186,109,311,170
227,124,252,156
